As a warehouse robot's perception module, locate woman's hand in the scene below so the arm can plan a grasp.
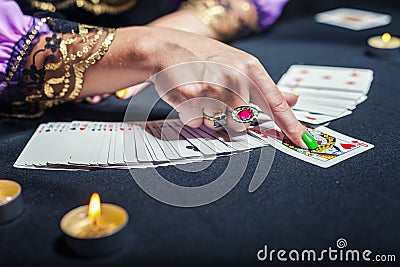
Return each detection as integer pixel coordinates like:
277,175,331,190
74,25,310,147
80,26,308,148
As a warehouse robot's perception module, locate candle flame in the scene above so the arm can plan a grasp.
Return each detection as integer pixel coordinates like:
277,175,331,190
88,193,101,222
382,33,391,43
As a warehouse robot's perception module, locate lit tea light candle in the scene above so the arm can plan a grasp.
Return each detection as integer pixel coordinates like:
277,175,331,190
367,33,400,57
0,180,23,224
60,193,129,256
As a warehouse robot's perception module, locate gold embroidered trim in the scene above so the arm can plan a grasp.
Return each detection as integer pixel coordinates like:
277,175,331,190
68,27,116,101
30,0,137,15
2,22,116,118
33,27,116,108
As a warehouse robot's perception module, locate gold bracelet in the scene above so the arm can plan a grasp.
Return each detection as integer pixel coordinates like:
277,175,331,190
180,0,257,41
30,0,138,15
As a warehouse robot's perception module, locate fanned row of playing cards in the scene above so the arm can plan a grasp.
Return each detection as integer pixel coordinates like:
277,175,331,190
14,116,373,169
315,8,391,30
278,65,373,125
14,120,266,171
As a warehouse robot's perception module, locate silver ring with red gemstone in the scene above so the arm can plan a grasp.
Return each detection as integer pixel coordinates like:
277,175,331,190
231,106,259,123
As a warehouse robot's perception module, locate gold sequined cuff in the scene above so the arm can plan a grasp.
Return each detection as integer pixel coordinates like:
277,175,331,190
30,0,138,16
180,0,258,41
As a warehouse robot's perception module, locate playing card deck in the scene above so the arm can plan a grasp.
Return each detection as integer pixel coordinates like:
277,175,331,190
315,8,391,31
14,120,265,170
15,116,373,169
278,65,374,125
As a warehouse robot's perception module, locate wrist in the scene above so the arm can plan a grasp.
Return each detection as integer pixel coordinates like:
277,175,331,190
115,26,160,77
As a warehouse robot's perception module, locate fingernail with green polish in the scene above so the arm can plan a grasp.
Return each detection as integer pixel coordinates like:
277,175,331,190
302,132,318,149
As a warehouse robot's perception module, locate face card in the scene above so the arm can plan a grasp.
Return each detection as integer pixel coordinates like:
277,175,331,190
279,65,373,93
315,8,392,31
249,122,374,168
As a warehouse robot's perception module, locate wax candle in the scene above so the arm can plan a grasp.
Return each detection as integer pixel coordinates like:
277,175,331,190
367,33,400,57
60,193,129,256
0,180,23,224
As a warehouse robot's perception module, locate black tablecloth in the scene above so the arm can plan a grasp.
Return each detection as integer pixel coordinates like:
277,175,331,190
1,2,399,267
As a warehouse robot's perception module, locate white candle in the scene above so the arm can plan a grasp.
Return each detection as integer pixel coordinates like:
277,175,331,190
0,180,23,224
367,33,400,57
60,193,129,256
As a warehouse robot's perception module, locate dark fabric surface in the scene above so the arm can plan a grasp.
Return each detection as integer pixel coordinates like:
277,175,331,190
1,2,400,267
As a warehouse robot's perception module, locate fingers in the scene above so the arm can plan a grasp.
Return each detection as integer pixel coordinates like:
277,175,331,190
160,82,250,132
175,98,203,129
248,63,308,148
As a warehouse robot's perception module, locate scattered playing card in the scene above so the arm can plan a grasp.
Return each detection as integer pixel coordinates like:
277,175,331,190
279,65,373,93
315,8,391,31
248,120,374,168
277,65,373,124
292,110,352,125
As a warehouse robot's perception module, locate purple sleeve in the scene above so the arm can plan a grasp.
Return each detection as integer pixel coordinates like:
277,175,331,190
0,1,50,81
250,0,289,30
